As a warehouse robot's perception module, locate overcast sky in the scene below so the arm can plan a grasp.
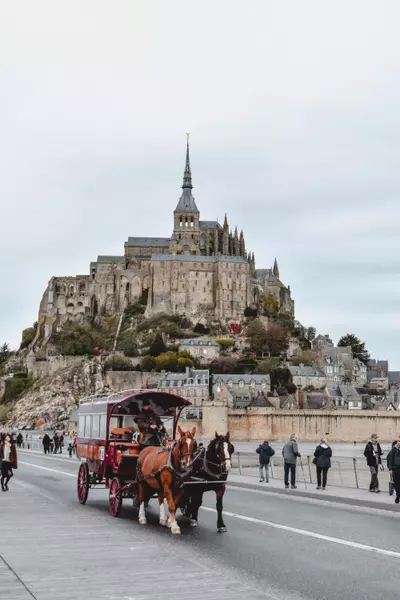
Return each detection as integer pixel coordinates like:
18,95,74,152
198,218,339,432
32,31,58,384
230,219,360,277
0,1,399,367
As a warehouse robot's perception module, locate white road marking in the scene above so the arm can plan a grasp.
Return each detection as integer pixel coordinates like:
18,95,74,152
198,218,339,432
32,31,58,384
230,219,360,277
200,506,400,558
18,460,400,559
19,461,76,477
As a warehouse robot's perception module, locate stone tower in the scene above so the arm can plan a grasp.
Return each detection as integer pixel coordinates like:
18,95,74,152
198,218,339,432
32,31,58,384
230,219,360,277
172,135,201,254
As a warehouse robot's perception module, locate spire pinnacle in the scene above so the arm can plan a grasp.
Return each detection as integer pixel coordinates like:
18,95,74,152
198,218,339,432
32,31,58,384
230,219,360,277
182,133,192,189
273,257,280,278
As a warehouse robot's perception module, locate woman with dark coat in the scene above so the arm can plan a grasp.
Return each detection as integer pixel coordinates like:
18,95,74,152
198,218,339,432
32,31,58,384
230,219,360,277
314,438,332,490
364,434,383,493
0,433,18,491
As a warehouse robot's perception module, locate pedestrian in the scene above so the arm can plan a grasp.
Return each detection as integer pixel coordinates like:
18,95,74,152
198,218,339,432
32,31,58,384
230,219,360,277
72,433,77,455
67,442,73,457
313,438,332,490
364,434,384,493
256,440,275,482
42,433,51,455
53,432,60,454
0,433,18,492
389,438,400,504
16,433,23,449
282,433,301,489
59,433,64,454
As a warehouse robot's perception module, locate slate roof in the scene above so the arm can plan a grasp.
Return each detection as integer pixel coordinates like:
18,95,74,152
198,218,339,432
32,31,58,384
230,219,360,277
96,255,125,263
248,393,275,408
289,366,326,377
174,188,199,213
151,254,248,264
389,371,400,385
159,368,209,387
180,339,219,347
125,237,170,247
305,393,329,409
215,374,271,384
200,220,220,229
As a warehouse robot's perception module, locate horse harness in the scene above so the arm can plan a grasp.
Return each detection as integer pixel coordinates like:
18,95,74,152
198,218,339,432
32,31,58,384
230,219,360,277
137,438,196,489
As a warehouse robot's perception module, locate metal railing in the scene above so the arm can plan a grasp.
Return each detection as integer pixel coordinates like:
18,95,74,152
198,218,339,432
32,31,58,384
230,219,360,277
232,452,390,490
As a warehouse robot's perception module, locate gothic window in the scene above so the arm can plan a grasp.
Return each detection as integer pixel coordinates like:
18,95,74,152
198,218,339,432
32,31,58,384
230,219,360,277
126,282,130,293
69,285,75,297
185,217,188,227
190,217,194,228
179,217,182,228
79,282,86,295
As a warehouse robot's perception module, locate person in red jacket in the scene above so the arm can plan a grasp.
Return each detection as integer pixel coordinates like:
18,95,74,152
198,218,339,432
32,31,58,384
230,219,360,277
0,433,18,492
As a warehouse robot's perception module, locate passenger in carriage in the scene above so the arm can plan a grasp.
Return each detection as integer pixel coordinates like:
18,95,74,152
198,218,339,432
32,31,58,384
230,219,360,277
134,399,166,447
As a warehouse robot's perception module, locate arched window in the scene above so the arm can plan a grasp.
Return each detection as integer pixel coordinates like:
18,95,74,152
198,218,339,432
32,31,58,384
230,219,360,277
79,282,86,295
69,285,75,297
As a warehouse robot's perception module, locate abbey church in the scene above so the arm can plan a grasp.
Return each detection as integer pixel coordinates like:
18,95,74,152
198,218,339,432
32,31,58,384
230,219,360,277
37,140,294,340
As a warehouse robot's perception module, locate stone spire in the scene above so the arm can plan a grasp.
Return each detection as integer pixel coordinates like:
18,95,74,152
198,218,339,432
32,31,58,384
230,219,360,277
239,229,245,258
174,134,199,213
234,226,240,256
273,257,280,278
222,214,229,255
182,133,192,189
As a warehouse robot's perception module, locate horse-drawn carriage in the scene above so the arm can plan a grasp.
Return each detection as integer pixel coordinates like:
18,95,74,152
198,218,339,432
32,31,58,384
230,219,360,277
76,389,234,534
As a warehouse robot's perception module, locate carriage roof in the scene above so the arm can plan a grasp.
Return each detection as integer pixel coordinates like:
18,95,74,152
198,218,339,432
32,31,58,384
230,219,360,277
78,389,191,415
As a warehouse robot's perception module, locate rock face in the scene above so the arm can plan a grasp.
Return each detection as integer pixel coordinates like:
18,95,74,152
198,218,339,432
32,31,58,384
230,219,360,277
9,359,105,429
7,357,163,430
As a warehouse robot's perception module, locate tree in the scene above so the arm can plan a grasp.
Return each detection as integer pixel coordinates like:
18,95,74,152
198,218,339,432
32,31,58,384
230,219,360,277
194,323,209,334
216,339,236,354
244,306,258,318
155,351,179,372
148,333,167,357
290,350,318,367
0,342,10,365
20,326,36,350
140,355,156,371
245,319,268,355
115,330,138,357
337,334,370,365
265,324,289,356
260,294,279,317
255,357,280,374
177,356,194,371
209,357,243,374
103,356,134,371
270,367,292,391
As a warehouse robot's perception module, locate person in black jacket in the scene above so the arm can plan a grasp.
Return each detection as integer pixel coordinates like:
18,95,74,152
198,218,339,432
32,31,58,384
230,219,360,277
314,438,332,490
364,434,383,493
256,441,275,482
388,438,400,503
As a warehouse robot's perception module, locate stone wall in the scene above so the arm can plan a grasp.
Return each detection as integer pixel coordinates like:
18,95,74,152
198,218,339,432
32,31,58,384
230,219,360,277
104,370,161,392
28,355,87,378
227,409,400,442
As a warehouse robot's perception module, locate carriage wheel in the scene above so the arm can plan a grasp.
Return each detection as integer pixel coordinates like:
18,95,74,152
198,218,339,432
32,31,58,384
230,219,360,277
109,477,123,517
77,463,89,505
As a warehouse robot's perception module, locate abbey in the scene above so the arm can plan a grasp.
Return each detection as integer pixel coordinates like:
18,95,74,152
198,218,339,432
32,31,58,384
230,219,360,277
37,140,293,340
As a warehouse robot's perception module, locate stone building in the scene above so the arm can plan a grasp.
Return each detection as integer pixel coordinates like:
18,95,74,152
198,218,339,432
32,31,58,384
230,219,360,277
213,373,271,408
288,365,327,389
157,367,209,416
178,338,220,364
34,138,294,347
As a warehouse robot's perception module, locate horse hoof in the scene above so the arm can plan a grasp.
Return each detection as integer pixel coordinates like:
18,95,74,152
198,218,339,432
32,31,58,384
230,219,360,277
139,518,147,525
217,526,227,533
159,519,168,527
171,526,181,535
167,518,172,528
190,519,198,527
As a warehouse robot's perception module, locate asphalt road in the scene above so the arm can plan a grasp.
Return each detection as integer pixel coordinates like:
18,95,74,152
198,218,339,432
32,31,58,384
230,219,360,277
8,450,400,600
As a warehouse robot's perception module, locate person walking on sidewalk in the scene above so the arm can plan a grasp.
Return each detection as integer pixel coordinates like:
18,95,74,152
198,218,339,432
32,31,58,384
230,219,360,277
282,434,301,489
256,440,275,482
388,438,400,504
42,433,51,455
0,433,18,491
314,438,332,490
364,434,383,493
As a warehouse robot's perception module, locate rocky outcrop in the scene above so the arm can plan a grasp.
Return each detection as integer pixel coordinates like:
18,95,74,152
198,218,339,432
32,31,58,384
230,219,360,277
8,359,105,429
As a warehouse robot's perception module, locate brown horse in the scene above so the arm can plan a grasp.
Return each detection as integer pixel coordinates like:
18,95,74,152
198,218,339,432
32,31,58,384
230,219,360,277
136,426,196,535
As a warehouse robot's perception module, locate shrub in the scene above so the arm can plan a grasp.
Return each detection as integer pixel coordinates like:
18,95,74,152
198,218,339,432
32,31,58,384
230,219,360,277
0,404,11,423
194,323,209,334
244,306,258,318
148,333,167,357
155,352,179,372
2,374,33,405
20,326,36,350
116,330,138,357
140,355,156,371
285,383,298,394
216,339,236,352
51,322,107,355
103,356,134,371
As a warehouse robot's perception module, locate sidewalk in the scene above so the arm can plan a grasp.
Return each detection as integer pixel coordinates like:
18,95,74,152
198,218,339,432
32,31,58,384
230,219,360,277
228,473,400,512
18,448,400,513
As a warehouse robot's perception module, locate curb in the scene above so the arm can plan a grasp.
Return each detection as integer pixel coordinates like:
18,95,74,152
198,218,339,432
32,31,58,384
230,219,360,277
227,480,400,513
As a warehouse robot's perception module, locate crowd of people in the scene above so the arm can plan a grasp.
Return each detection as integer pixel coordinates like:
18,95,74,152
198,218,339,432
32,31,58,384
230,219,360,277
256,433,400,504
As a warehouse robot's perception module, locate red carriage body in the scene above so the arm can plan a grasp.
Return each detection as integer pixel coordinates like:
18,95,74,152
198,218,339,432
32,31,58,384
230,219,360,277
76,389,191,515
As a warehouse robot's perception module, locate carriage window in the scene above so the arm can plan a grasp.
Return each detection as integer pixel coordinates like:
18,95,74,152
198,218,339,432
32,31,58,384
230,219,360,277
79,416,85,437
84,416,92,438
99,414,107,439
92,415,100,438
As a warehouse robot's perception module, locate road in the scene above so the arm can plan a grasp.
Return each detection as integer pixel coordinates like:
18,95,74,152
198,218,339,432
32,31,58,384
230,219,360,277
1,450,399,600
